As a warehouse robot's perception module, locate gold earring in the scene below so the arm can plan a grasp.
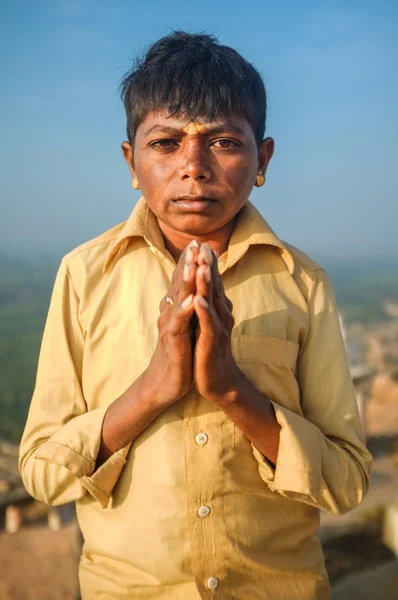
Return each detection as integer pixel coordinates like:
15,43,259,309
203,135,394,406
255,173,266,187
132,177,140,190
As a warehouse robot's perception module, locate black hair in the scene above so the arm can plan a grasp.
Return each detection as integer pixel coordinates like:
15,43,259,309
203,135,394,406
120,31,267,147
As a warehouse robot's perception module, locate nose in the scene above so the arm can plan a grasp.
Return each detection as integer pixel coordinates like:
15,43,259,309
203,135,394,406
179,140,211,182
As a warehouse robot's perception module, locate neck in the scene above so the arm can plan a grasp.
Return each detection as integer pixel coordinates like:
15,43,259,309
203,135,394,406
158,218,238,263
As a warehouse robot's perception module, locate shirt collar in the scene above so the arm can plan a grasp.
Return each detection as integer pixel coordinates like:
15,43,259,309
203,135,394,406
103,197,165,273
103,196,294,275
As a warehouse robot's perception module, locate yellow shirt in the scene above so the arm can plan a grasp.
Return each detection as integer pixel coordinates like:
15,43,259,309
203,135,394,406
19,197,372,600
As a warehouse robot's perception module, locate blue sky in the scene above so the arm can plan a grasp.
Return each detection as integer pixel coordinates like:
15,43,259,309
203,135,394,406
1,0,397,261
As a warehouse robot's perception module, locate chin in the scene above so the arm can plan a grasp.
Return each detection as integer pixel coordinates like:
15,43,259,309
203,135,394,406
172,213,226,236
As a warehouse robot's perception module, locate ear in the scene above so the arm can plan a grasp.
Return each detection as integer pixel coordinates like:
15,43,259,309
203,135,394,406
121,141,136,178
258,137,275,175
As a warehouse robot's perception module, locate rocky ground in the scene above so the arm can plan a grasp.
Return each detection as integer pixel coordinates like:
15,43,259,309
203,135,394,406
0,519,80,600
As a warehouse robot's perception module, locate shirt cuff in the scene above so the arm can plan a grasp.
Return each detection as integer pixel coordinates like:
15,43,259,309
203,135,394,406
251,400,322,502
80,446,130,508
34,405,131,508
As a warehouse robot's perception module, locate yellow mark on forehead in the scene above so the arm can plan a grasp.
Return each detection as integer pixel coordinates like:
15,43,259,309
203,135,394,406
182,122,205,135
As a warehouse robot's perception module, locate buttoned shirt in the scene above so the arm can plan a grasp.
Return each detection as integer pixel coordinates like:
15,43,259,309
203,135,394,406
19,197,372,600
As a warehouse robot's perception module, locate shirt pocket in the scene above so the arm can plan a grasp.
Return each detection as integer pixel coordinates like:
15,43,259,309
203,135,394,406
231,335,300,452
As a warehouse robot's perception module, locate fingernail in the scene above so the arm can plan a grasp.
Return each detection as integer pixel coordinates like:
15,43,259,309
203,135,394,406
199,246,213,265
183,263,191,281
189,239,200,248
181,294,193,308
195,295,208,308
186,248,193,263
204,265,211,282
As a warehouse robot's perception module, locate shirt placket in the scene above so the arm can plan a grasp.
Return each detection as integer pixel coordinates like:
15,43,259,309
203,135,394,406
183,390,232,599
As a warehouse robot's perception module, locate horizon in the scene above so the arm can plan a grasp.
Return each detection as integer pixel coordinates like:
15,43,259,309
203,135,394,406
1,233,397,269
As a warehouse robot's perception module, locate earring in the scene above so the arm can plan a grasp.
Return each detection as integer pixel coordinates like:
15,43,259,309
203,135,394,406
255,173,266,187
132,177,140,190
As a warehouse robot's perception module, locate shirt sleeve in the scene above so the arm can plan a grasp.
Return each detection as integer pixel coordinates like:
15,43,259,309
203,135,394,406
251,268,372,515
18,259,130,509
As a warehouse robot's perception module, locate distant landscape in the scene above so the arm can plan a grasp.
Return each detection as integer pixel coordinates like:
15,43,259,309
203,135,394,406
1,249,397,444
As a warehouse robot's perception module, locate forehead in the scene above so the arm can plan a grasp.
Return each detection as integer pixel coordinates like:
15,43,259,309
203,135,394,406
137,110,253,136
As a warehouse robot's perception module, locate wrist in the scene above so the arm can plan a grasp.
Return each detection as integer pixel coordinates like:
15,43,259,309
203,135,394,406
204,364,246,406
139,366,188,410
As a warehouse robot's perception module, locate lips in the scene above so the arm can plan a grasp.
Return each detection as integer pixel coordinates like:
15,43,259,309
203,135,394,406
171,195,217,212
173,195,216,202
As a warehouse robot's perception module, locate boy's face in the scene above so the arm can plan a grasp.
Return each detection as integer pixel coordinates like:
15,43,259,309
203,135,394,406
121,111,274,238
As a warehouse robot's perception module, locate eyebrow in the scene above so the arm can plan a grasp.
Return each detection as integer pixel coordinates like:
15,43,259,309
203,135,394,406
144,124,246,138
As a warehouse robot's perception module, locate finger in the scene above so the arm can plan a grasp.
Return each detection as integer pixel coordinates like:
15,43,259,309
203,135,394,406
159,239,199,312
193,295,220,337
160,292,177,314
167,294,196,335
177,260,198,304
197,242,214,267
175,240,200,304
208,255,233,327
196,263,212,304
197,248,233,328
210,252,224,300
197,243,221,300
214,295,234,332
185,239,201,265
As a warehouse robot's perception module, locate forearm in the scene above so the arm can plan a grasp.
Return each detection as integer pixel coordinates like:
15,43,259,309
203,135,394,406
209,369,281,465
20,366,187,508
96,253,198,466
96,369,170,466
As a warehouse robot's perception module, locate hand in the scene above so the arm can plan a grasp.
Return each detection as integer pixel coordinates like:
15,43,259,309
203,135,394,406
192,243,242,402
144,240,199,408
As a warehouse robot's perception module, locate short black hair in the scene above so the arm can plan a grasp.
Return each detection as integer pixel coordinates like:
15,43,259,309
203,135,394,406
120,31,267,147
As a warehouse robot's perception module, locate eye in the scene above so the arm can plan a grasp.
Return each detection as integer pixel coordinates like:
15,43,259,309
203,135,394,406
211,139,241,149
149,139,178,150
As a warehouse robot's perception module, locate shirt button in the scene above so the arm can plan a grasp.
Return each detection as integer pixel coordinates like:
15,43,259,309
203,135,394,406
195,432,208,445
198,505,211,518
207,577,219,590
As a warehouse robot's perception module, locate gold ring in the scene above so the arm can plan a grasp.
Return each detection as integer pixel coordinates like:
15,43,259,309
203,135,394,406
166,294,175,306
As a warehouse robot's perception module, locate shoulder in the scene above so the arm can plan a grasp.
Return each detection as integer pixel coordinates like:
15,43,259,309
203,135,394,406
58,221,126,294
282,242,333,303
283,242,325,274
62,221,126,266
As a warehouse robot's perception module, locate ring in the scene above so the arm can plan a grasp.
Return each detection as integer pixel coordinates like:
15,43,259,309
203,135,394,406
166,294,175,306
